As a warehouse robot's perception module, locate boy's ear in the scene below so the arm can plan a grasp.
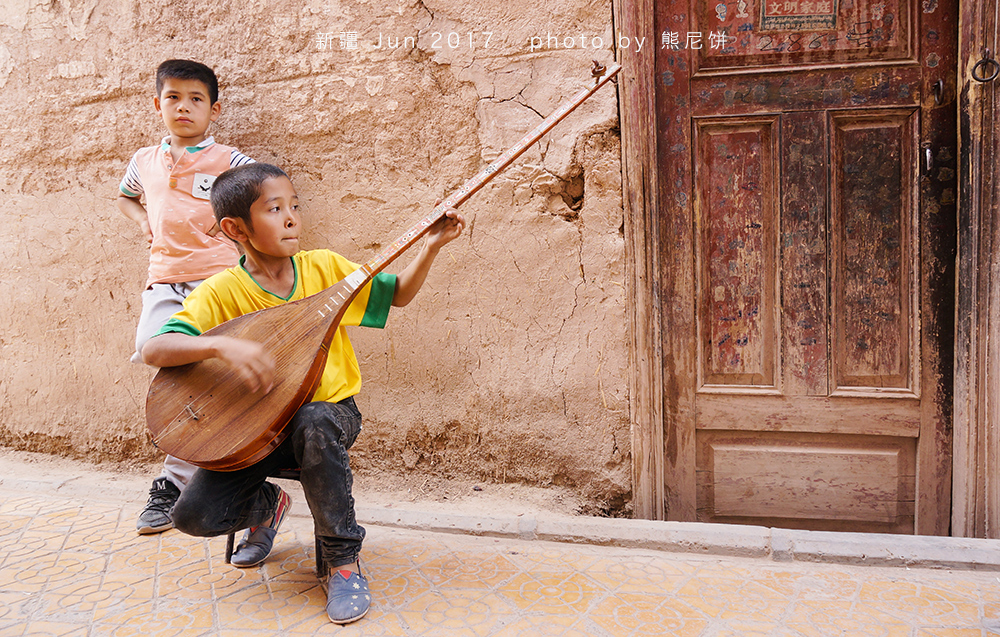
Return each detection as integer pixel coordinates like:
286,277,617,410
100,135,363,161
210,100,221,122
219,217,250,243
154,96,162,114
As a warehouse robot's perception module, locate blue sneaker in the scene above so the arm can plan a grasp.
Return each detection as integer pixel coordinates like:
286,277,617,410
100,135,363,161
230,487,291,568
325,565,371,624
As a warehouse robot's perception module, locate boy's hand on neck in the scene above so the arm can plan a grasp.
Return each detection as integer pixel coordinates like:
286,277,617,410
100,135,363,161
392,208,466,307
425,209,465,252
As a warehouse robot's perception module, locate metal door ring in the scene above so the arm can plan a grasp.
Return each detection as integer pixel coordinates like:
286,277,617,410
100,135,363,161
973,55,1000,83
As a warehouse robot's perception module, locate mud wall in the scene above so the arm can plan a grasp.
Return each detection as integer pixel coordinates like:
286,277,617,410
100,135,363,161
0,0,630,512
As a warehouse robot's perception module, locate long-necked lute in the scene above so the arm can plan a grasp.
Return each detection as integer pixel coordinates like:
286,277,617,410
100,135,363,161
146,61,621,471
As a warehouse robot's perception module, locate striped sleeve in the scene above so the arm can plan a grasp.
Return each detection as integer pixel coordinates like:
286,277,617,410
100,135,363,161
230,150,255,168
119,155,143,197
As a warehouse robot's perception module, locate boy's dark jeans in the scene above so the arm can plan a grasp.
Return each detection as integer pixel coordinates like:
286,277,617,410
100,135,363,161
172,397,365,569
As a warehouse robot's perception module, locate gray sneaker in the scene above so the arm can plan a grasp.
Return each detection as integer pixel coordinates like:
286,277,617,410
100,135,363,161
136,477,180,534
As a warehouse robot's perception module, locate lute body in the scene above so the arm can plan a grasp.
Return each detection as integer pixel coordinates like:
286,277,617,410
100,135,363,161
146,62,621,471
146,277,359,470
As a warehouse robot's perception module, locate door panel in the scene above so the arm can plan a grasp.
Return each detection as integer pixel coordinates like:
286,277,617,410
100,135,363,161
697,432,916,531
695,116,779,390
830,109,919,394
654,0,956,533
780,111,829,397
693,0,915,70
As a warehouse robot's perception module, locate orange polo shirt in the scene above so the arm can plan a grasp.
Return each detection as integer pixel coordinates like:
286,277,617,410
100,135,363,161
120,137,251,288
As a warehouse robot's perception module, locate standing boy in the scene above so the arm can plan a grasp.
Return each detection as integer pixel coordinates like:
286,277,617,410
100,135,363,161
142,163,465,624
117,59,254,534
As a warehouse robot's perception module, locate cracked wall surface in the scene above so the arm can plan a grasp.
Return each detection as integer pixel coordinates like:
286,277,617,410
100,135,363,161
0,0,631,513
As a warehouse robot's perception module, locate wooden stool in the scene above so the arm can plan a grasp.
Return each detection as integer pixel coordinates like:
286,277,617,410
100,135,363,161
224,468,328,578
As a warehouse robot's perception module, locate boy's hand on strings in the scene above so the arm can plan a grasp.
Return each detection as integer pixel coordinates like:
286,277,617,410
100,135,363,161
211,336,276,393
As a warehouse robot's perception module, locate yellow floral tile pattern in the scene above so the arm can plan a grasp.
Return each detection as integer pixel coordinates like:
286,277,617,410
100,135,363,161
1,488,999,636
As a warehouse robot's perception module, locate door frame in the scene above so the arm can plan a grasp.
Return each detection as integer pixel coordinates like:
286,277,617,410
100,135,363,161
952,0,1000,538
615,0,978,531
615,0,663,520
615,0,692,521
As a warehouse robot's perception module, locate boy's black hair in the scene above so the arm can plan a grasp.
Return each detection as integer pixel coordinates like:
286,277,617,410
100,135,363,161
156,59,219,104
212,163,289,234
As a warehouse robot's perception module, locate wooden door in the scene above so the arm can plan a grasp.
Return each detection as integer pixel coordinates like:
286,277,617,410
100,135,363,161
639,0,957,533
953,0,1000,538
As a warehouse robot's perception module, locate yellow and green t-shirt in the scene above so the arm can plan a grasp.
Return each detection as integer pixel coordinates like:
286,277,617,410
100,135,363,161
155,249,396,403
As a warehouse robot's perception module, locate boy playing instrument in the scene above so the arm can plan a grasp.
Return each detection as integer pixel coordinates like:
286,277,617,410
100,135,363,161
142,163,465,624
117,59,254,534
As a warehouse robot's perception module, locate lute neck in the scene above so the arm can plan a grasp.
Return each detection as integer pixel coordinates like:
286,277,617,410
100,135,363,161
341,61,621,292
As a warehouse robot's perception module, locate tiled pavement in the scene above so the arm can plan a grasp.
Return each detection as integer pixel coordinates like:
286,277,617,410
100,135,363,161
1,474,1000,635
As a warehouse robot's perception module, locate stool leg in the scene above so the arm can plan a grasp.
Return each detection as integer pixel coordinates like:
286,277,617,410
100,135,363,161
225,532,235,564
315,536,327,579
